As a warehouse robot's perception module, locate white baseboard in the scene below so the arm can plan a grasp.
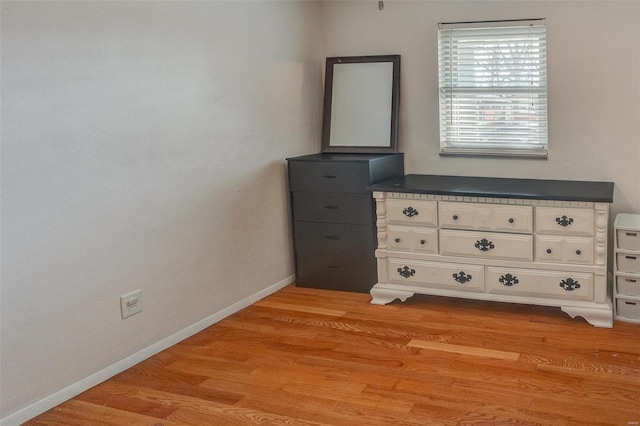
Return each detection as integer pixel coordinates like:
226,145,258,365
0,276,294,426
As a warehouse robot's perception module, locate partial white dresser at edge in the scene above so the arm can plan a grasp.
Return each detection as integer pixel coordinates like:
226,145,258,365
369,175,615,328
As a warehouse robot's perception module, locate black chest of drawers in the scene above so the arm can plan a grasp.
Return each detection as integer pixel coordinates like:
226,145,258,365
287,153,404,293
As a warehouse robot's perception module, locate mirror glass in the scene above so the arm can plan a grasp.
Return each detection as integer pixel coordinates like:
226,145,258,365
321,55,400,153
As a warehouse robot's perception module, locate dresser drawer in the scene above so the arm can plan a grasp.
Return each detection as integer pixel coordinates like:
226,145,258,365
486,267,593,301
292,192,373,225
617,229,640,250
289,161,370,193
294,222,374,255
535,235,594,265
387,226,438,254
616,298,640,320
535,207,594,236
439,202,532,233
296,253,376,293
617,253,640,274
388,258,484,292
617,275,640,297
439,229,533,262
386,199,437,227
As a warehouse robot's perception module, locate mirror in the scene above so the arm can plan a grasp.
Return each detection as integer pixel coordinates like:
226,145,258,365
321,55,400,153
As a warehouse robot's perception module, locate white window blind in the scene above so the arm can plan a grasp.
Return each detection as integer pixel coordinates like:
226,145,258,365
438,19,548,157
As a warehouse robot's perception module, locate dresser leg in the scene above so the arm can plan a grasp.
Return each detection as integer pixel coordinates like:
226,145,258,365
561,305,613,328
370,285,414,305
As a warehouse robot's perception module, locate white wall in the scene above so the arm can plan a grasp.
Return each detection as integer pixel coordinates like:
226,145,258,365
0,1,322,420
319,0,640,218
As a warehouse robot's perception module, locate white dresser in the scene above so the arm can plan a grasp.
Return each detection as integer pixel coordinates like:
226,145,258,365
369,175,615,328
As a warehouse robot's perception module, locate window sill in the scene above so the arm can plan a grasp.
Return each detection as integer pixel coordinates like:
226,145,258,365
439,149,548,159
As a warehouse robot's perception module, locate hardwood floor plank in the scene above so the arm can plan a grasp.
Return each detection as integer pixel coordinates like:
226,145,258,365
74,382,179,419
111,363,244,406
536,362,640,386
407,339,521,360
167,405,331,426
26,399,183,426
251,366,357,390
409,401,559,426
253,300,347,317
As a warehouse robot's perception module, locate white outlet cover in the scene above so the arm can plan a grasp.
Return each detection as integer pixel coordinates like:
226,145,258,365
120,289,143,319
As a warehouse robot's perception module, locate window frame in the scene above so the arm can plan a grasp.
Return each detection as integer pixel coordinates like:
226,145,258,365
438,19,548,158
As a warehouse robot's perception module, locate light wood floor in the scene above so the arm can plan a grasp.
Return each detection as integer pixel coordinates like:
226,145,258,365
28,284,640,425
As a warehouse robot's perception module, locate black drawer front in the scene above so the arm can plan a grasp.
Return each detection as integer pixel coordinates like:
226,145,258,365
294,222,375,255
292,192,373,225
295,254,377,293
289,161,370,193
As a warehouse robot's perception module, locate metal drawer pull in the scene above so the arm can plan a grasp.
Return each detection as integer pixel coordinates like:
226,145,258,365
626,232,637,237
499,273,519,287
555,215,574,227
395,238,401,243
420,239,426,245
625,255,637,260
625,278,637,283
397,266,415,278
453,271,472,284
327,265,342,269
325,236,340,240
452,215,458,220
322,175,337,179
576,250,581,255
559,278,581,291
402,207,419,217
324,205,339,210
546,248,552,254
475,238,495,252
508,218,514,223
625,301,637,306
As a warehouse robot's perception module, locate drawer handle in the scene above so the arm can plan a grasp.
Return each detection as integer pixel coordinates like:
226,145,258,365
475,238,495,252
420,239,426,245
576,250,581,255
402,207,419,217
559,278,581,292
508,218,514,224
327,265,342,269
324,205,339,210
397,266,416,278
453,271,472,284
395,238,401,243
555,215,574,227
625,255,637,260
626,232,637,237
452,215,458,220
325,236,340,240
546,248,552,254
625,301,637,306
625,278,637,283
322,175,337,179
499,273,519,287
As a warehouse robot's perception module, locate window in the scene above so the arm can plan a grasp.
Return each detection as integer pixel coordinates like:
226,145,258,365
438,19,547,157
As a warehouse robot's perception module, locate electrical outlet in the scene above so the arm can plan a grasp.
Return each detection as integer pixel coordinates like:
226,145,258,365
120,289,143,319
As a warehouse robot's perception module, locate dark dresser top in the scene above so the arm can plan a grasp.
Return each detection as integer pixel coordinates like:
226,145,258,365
369,174,614,203
287,153,402,163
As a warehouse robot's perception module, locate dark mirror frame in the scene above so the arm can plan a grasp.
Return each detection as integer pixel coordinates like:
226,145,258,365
321,55,400,154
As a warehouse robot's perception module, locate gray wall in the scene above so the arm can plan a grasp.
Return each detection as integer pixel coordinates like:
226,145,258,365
1,1,322,419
